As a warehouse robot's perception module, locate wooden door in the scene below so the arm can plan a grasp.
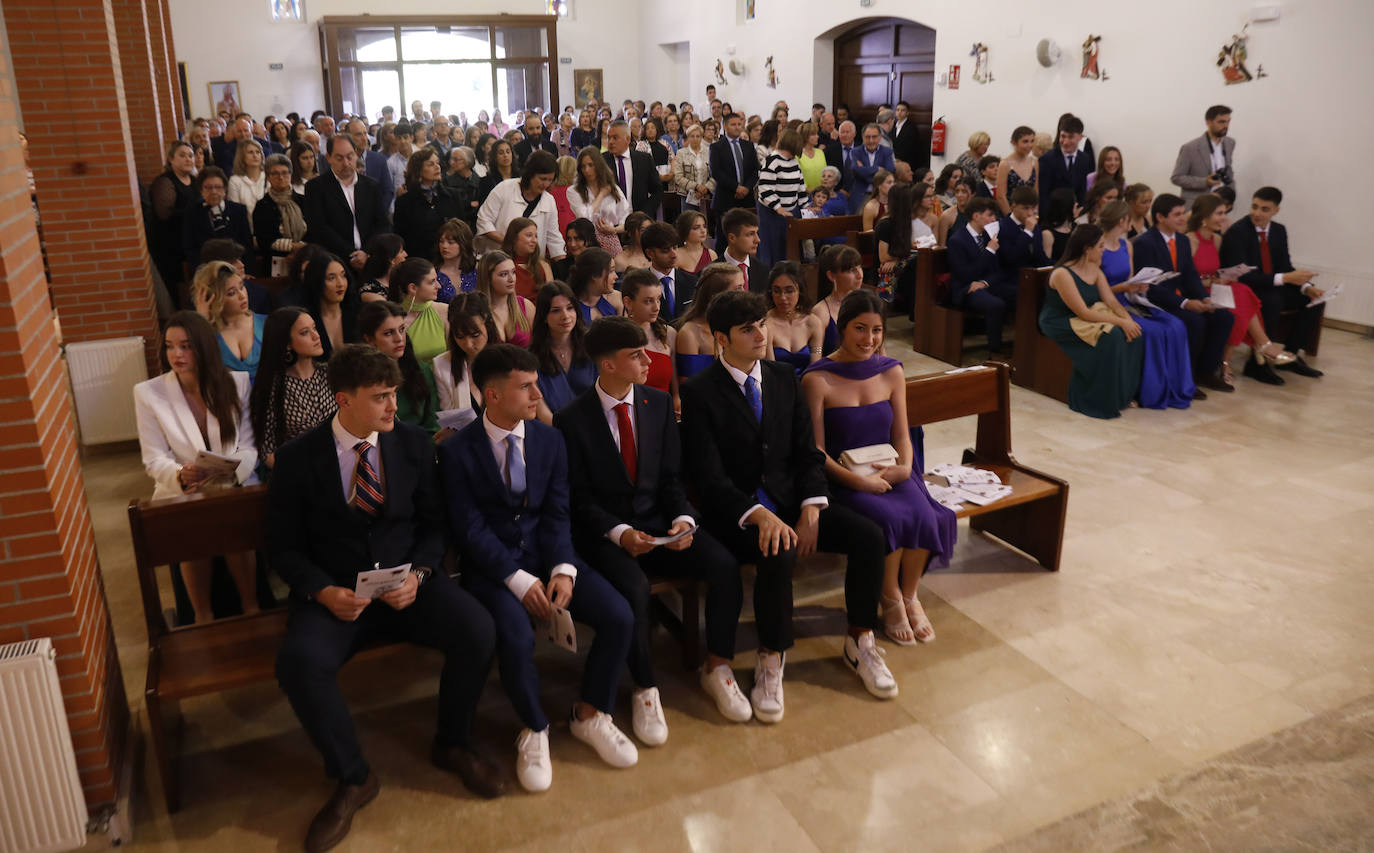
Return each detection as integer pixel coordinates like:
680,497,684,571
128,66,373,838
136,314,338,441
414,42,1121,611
834,18,935,166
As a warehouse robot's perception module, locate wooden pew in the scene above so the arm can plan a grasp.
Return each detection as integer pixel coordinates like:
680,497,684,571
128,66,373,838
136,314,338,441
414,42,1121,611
130,486,701,812
909,246,967,365
1012,266,1072,404
784,213,863,307
905,361,1068,570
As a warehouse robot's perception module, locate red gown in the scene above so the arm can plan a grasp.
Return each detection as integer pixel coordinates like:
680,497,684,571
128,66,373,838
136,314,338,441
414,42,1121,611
513,256,540,302
645,348,673,394
1193,231,1261,347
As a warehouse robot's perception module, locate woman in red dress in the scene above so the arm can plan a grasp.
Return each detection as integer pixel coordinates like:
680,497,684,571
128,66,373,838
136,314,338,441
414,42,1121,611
501,216,552,302
673,209,717,275
621,268,679,415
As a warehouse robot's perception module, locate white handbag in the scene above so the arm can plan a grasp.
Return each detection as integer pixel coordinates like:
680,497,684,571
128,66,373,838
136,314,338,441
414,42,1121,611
838,443,898,477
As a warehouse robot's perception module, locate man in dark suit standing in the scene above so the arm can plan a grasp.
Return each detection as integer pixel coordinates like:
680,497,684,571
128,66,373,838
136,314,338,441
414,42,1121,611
717,209,768,294
603,120,661,219
344,119,396,214
947,198,1018,354
1220,186,1325,379
709,112,759,251
1038,115,1093,218
679,291,898,726
1133,193,1235,393
640,223,697,318
891,100,924,170
824,120,858,209
556,317,743,729
439,344,636,794
848,123,897,214
514,112,558,168
304,134,391,271
270,345,505,853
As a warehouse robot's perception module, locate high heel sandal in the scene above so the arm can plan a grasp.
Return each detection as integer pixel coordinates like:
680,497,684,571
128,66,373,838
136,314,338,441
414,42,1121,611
882,595,917,646
1256,342,1297,366
1221,360,1235,388
904,594,936,643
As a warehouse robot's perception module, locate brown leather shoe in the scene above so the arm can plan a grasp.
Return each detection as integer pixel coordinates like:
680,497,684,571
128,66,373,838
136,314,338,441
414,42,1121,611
304,771,379,853
431,743,509,799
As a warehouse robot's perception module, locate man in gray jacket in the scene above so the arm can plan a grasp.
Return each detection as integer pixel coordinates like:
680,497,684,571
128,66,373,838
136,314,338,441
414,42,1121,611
1172,105,1235,203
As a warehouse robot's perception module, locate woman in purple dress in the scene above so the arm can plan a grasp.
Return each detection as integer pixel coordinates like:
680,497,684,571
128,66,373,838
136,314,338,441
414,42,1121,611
801,290,957,646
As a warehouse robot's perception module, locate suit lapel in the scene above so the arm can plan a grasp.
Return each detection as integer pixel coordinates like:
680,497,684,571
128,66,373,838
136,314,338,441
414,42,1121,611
468,423,510,504
311,424,352,518
378,429,405,516
634,387,659,483
162,372,207,453
712,362,762,436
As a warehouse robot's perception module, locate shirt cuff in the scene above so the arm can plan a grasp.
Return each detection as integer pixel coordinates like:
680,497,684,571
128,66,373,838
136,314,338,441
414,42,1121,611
801,496,829,511
607,523,632,547
551,563,578,585
671,514,696,530
984,246,996,254
504,569,539,602
737,503,764,529
1275,274,1285,287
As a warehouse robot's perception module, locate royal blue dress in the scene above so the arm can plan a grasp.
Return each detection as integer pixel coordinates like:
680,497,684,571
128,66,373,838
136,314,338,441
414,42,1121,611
773,345,812,375
675,352,715,379
576,296,618,325
803,356,957,566
1101,239,1194,409
537,360,597,414
435,269,477,303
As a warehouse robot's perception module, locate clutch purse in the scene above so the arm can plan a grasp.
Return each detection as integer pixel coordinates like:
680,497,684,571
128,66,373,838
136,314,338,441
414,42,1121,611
838,443,898,477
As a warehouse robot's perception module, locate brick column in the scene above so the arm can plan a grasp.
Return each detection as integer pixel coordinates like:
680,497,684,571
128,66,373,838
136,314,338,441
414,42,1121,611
111,0,167,183
144,0,182,146
153,0,185,133
0,18,130,809
3,0,161,365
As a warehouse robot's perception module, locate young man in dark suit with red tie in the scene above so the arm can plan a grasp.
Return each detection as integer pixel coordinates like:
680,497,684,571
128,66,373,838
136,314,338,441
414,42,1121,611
1220,186,1325,378
270,344,504,853
555,317,741,732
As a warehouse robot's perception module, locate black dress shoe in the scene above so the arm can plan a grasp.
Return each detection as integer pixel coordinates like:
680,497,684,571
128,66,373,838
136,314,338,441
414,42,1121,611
1243,358,1285,385
1192,387,1208,400
1276,356,1324,377
1196,373,1235,393
432,742,508,799
305,771,379,853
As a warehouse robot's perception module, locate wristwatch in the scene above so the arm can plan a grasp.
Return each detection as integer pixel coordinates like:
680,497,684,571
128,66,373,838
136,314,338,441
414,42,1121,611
409,566,432,585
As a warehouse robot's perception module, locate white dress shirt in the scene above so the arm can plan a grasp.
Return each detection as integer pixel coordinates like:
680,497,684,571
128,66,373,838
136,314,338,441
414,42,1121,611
330,414,381,504
722,249,752,279
718,358,827,528
595,381,693,547
481,414,576,600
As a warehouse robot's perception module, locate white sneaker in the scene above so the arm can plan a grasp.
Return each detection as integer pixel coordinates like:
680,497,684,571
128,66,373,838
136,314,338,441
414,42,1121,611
570,710,639,768
515,727,552,793
700,663,753,722
843,632,899,699
751,651,785,724
631,686,669,746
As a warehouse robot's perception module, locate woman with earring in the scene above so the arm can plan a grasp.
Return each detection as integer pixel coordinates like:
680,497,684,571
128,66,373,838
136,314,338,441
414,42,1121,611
388,257,450,364
249,306,335,469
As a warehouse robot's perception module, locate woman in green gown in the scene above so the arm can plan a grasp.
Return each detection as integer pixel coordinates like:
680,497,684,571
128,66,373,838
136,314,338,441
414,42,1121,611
388,258,449,364
1038,224,1145,419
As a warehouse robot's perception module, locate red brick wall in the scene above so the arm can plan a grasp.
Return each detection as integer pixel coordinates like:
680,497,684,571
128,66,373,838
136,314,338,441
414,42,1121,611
112,0,168,183
0,25,130,809
145,0,183,145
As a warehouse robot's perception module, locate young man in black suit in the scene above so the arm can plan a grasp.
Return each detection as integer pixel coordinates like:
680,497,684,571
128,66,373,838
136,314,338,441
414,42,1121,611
270,345,504,853
1134,193,1236,393
996,186,1051,275
1038,115,1093,218
679,291,898,725
603,120,661,219
709,112,760,251
1220,186,1325,379
640,222,698,319
439,344,637,793
947,197,1018,354
304,134,391,272
555,317,743,729
718,208,768,294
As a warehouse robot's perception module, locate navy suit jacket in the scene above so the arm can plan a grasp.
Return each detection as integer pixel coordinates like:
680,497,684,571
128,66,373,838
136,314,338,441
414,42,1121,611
1220,218,1293,296
848,145,897,213
439,418,580,585
1038,148,1093,216
1132,228,1210,311
653,268,697,319
946,225,1009,305
708,136,760,214
995,214,1050,275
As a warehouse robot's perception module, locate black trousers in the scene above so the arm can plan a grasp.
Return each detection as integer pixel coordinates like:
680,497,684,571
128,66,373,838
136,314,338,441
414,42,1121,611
275,572,495,783
710,502,884,654
1163,304,1234,377
1255,283,1323,353
964,282,1019,351
584,528,740,685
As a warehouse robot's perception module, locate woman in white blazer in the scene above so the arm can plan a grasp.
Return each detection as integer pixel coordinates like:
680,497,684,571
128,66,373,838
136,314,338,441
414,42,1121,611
430,292,498,441
134,311,259,623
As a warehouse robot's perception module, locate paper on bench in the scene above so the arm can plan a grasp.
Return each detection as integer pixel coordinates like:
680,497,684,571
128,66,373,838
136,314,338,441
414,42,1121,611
355,563,411,599
928,463,1003,487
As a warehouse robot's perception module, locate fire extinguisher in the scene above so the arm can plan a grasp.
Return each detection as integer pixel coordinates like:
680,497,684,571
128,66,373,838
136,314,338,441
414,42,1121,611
931,116,947,156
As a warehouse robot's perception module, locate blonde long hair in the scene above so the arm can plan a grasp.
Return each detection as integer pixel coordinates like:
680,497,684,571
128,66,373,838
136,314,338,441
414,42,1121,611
477,250,532,339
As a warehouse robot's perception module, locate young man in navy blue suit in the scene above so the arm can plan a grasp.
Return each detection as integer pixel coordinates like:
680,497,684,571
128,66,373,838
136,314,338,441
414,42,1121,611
1133,193,1235,394
996,186,1051,277
270,345,504,853
439,344,636,794
640,222,698,319
1038,115,1093,219
555,317,742,734
947,197,1019,354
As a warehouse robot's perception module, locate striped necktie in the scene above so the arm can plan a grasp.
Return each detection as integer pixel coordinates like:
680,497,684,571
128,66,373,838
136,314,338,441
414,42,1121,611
351,441,384,516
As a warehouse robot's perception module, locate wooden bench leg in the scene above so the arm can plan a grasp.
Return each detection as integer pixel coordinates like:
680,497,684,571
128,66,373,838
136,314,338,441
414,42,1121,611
969,491,1068,571
146,691,180,814
680,583,701,671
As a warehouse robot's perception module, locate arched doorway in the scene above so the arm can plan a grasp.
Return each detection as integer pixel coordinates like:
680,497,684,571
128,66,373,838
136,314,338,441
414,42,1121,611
833,17,935,168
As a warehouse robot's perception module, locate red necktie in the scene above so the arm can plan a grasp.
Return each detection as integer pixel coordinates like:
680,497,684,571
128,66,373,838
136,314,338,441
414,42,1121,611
1167,236,1177,271
1259,231,1273,275
738,262,748,279
614,403,636,483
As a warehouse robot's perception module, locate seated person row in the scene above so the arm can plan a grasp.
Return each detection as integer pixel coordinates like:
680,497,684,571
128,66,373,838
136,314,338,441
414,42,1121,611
946,197,1019,354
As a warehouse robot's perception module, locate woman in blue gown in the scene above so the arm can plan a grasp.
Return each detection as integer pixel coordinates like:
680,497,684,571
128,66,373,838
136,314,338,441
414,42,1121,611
766,260,822,374
811,244,865,356
673,261,745,379
802,290,957,646
1098,202,1194,408
530,281,597,422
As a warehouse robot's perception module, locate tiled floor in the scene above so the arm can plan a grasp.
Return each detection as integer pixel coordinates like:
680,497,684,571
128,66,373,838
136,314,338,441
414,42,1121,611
81,322,1374,851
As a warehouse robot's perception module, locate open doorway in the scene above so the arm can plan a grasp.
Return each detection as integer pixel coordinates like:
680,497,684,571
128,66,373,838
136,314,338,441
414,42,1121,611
831,17,935,169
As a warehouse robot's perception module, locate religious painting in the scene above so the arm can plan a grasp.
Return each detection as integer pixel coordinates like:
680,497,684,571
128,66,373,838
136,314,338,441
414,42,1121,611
1218,25,1266,84
765,56,779,88
1081,35,1107,80
209,81,241,118
270,0,303,21
575,69,603,109
745,0,755,20
970,43,992,84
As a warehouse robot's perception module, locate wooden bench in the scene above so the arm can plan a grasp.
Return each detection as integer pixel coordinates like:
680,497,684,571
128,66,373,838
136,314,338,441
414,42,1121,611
1012,266,1072,404
909,246,971,365
785,213,862,264
905,361,1068,570
130,485,700,813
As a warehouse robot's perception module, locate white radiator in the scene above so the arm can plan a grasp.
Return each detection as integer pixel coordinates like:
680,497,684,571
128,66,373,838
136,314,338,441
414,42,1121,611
64,337,146,445
0,638,88,853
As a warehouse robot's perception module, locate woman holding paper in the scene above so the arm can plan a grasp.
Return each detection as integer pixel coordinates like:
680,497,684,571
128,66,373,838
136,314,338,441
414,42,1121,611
801,290,957,646
1188,194,1294,384
1098,202,1195,408
134,311,259,622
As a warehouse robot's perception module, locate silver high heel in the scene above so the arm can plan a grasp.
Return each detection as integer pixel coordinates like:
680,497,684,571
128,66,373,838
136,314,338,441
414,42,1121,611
1256,342,1297,366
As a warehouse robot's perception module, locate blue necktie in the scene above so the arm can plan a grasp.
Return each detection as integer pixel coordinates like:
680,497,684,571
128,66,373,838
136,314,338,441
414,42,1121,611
743,376,777,512
660,274,674,316
505,433,526,495
732,138,742,183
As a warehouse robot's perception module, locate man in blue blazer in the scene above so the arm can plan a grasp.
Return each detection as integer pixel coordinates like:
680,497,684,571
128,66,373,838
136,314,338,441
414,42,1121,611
1038,115,1094,218
848,123,896,213
995,186,1051,276
439,344,636,794
1133,193,1235,393
947,197,1018,354
709,112,760,250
